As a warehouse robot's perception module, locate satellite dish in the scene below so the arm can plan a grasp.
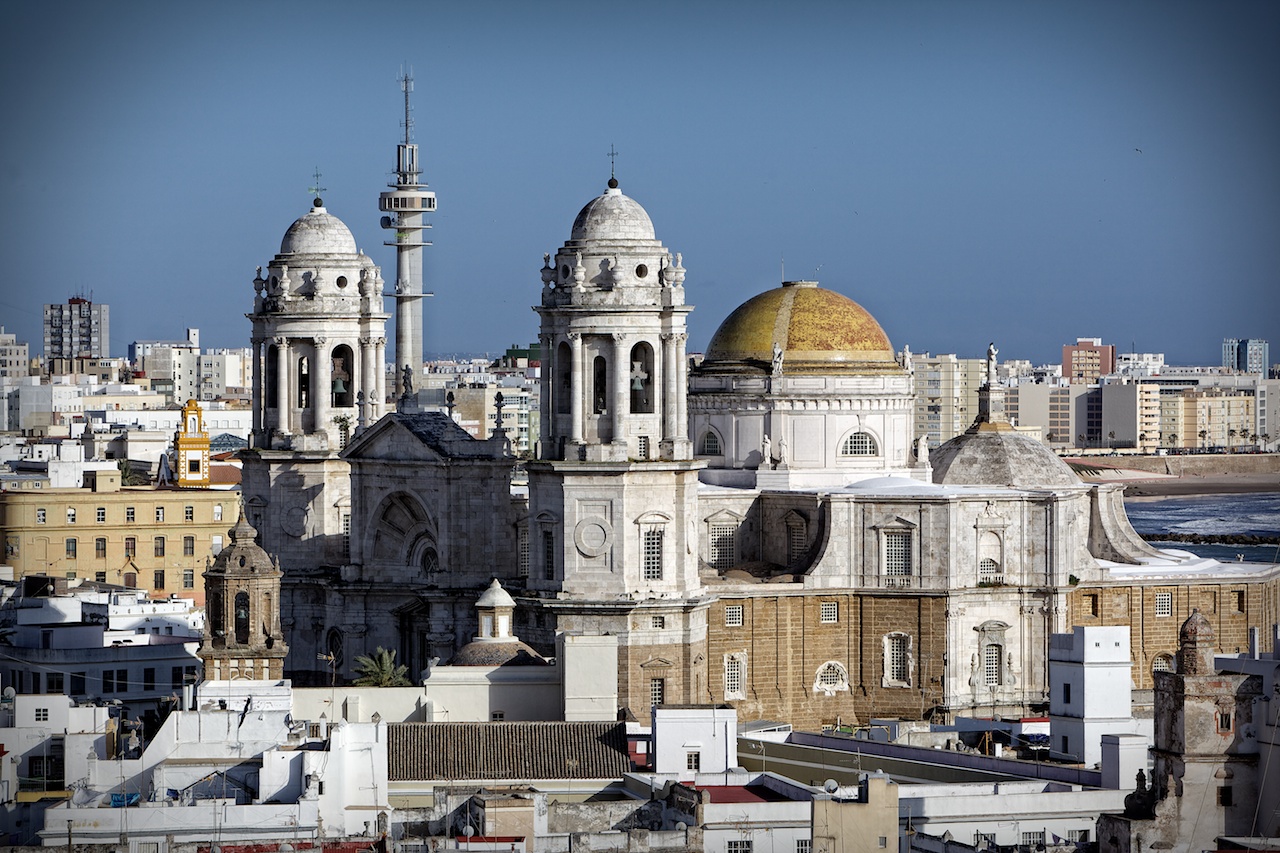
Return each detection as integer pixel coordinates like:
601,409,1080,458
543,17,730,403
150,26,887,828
2,687,15,700
823,779,839,793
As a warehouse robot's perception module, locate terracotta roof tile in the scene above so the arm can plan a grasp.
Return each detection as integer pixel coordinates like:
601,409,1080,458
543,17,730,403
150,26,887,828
388,721,630,782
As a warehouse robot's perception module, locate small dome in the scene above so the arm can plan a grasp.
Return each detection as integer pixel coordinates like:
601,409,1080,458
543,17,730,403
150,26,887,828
280,201,358,255
703,281,899,372
447,639,549,667
570,184,656,242
932,423,1081,488
476,578,516,609
1179,608,1214,644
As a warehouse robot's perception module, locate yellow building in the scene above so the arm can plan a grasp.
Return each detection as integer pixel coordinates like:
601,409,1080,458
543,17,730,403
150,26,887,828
0,469,233,605
1159,388,1256,450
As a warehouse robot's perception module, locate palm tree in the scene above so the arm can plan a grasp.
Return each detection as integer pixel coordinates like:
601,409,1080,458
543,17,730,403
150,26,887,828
1108,430,1117,449
1263,432,1272,452
1168,433,1178,448
352,647,410,687
1198,429,1208,449
1228,428,1237,451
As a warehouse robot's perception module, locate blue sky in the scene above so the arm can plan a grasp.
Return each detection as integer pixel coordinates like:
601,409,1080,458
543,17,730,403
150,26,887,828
1,1,1277,367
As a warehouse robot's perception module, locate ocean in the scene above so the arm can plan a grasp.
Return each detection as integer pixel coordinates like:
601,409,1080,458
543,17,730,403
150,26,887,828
1123,491,1280,564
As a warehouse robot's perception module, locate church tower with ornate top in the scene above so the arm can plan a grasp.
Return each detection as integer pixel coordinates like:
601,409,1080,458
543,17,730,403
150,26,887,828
174,398,211,489
526,174,708,715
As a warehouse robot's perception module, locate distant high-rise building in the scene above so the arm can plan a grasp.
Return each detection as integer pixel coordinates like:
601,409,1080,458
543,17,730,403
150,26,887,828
908,351,983,447
43,296,108,361
1222,338,1268,374
0,327,29,379
1062,337,1115,385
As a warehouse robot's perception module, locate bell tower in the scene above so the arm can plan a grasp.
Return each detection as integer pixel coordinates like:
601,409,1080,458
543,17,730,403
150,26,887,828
174,398,210,489
526,175,707,715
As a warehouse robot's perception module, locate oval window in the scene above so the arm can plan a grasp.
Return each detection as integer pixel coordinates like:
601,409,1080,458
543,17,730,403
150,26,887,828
635,264,648,279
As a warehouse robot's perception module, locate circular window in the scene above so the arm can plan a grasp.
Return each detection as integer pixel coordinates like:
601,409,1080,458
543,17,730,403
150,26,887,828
635,264,648,279
336,275,348,289
560,264,571,280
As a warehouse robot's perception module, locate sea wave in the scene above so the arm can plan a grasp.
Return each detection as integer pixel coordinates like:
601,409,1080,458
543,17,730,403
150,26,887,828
1123,492,1280,538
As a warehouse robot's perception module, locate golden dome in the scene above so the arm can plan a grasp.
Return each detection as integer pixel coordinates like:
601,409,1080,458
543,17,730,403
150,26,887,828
703,281,898,372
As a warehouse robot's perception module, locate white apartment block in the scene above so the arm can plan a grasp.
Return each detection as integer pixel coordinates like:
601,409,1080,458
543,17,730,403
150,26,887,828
910,352,983,448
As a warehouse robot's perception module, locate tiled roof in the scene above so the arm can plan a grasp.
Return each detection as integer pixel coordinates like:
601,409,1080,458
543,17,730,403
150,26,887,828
388,721,630,782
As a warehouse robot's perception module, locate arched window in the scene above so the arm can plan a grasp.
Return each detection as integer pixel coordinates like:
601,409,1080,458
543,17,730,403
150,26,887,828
840,432,878,456
1152,654,1174,676
208,592,224,638
234,591,250,645
813,661,849,695
699,430,722,456
556,342,572,414
296,355,310,408
629,342,654,413
331,344,354,408
593,355,608,414
421,547,439,575
265,344,278,409
326,628,345,672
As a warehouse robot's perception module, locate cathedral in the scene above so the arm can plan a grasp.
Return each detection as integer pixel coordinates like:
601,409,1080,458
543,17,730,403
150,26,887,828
239,171,1280,730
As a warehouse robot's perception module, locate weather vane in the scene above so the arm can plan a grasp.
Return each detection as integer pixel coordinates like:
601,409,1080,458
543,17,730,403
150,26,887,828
308,167,327,200
608,144,619,180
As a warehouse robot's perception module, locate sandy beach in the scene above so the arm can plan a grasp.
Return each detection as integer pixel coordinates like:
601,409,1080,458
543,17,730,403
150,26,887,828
1122,472,1280,499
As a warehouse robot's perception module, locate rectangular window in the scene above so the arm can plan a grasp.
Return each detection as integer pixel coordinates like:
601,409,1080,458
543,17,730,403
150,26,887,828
984,644,1003,686
95,571,106,582
341,513,351,556
1155,591,1173,617
70,672,85,694
725,604,744,627
65,538,77,559
154,536,165,557
885,531,911,576
184,505,194,522
686,751,701,771
725,656,743,695
542,530,556,580
116,669,128,692
1086,593,1099,617
96,507,106,523
1218,786,1233,807
34,708,49,722
171,666,184,690
155,507,164,523
126,506,135,523
651,615,665,629
183,568,194,589
887,635,909,684
213,504,223,522
728,842,753,853
95,537,106,558
47,672,63,693
650,677,665,707
643,528,664,580
143,668,155,691
67,507,76,524
637,435,650,459
787,520,806,567
517,526,529,577
820,601,838,624
709,523,736,570
125,537,136,558
1020,832,1046,847
1067,830,1090,843
796,841,811,853
211,534,223,553
491,711,505,721
103,670,115,693
1234,590,1246,613
154,570,164,590
183,536,195,556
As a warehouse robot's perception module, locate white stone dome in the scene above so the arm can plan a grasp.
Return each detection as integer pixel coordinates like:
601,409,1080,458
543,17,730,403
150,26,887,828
280,199,358,255
570,179,656,242
932,422,1080,488
476,578,516,609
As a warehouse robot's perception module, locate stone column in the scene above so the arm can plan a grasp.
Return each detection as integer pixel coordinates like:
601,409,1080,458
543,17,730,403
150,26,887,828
313,337,329,438
250,337,264,437
539,334,553,458
661,332,677,442
358,337,372,426
612,333,628,445
274,337,289,434
569,333,583,445
675,333,689,440
374,337,387,420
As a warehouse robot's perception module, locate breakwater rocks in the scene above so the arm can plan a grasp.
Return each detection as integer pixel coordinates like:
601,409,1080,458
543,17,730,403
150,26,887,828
1141,532,1280,545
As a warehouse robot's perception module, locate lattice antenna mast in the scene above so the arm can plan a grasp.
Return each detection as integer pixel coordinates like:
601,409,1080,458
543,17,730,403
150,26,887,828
395,68,421,187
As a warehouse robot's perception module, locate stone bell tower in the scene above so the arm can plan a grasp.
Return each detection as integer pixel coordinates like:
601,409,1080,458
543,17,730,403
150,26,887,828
526,176,708,715
199,507,289,681
239,195,389,573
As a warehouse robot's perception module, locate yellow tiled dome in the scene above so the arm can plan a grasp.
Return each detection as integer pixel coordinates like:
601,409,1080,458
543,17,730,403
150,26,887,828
703,281,898,372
